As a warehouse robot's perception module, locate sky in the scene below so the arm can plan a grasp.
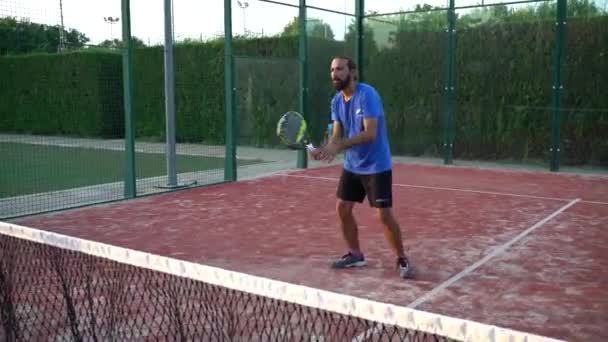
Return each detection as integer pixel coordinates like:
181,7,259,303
1,0,449,45
2,0,606,45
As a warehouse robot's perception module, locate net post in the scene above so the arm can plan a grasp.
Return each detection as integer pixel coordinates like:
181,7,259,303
550,0,567,172
224,0,237,181
443,0,456,165
355,0,364,82
122,0,136,198
297,0,308,169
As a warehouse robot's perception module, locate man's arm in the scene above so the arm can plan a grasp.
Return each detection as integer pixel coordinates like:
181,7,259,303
335,117,377,151
328,120,342,144
319,118,377,162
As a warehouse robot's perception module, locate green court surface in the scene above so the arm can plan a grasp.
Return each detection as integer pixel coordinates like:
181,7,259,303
0,142,264,197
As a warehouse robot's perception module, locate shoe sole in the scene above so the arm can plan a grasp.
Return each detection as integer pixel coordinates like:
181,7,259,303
332,260,367,269
399,265,415,279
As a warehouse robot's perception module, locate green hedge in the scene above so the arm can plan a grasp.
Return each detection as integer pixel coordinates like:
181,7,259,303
365,16,607,164
453,20,557,161
366,29,446,157
0,51,123,137
0,16,606,165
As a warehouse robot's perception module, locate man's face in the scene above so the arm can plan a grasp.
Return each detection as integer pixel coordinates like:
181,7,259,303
330,58,352,91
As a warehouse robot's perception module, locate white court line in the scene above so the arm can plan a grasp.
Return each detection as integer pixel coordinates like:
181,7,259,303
407,198,580,309
283,174,573,202
579,200,608,206
351,198,580,342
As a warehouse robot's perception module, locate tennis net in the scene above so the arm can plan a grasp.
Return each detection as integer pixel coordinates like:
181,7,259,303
0,221,565,342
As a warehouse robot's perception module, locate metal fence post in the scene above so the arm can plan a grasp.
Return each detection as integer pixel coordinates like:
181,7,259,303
550,0,567,171
443,0,456,165
122,0,136,198
297,0,308,169
224,0,237,181
355,0,364,82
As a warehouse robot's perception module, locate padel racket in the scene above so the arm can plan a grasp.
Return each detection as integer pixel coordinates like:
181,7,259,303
276,111,316,152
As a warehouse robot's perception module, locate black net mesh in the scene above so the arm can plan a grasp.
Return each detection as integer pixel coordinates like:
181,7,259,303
1,234,456,341
0,222,563,342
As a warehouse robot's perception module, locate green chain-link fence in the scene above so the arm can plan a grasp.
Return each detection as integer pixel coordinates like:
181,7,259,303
1,0,606,218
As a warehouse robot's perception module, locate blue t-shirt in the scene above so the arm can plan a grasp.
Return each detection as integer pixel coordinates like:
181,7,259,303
331,83,392,175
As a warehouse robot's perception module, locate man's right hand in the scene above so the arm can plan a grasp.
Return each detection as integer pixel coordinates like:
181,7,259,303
309,148,323,160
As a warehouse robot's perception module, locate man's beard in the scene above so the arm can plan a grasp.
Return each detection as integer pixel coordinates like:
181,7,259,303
333,74,351,91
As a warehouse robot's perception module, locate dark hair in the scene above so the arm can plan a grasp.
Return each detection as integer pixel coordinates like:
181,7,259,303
332,56,357,71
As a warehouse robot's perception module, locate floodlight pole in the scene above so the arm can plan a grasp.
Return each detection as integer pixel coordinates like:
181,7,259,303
58,0,66,52
237,1,249,36
104,16,120,41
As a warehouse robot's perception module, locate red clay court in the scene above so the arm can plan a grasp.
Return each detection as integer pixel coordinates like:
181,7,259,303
13,162,608,341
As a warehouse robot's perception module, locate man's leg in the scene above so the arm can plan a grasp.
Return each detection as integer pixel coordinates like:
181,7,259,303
363,170,404,256
364,170,414,278
376,207,406,258
337,199,361,254
332,169,366,268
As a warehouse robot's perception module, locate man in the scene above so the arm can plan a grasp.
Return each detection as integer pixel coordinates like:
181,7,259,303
311,56,413,279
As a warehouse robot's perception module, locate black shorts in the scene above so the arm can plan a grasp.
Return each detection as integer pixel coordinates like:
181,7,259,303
336,169,393,208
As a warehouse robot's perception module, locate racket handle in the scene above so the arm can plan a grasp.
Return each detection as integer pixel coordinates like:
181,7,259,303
306,143,316,152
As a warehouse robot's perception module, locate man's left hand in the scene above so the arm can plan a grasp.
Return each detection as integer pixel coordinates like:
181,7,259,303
319,140,342,162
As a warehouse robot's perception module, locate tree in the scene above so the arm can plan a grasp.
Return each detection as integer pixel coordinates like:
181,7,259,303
98,37,146,49
402,4,447,32
568,0,602,17
280,16,335,40
534,0,601,19
360,0,605,39
0,16,89,55
344,19,378,56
